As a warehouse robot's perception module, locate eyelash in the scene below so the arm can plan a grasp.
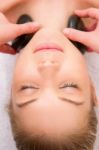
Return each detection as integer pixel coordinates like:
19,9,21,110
21,83,78,91
59,83,78,89
21,85,39,90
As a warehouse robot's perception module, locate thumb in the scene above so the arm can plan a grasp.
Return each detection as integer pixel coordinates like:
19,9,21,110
63,28,91,47
0,22,40,45
4,22,40,43
14,22,40,36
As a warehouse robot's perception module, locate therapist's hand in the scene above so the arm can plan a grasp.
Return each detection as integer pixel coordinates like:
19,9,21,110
63,8,99,53
0,12,40,45
0,0,28,12
84,0,99,7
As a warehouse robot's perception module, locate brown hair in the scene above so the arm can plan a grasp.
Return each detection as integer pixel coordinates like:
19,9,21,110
8,102,97,150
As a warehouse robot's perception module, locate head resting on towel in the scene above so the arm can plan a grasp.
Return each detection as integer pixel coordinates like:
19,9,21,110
5,0,98,149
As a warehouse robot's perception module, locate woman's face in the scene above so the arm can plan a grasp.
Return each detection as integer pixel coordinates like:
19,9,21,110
7,0,97,137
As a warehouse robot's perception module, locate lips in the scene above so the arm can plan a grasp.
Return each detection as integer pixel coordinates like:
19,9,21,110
34,43,63,53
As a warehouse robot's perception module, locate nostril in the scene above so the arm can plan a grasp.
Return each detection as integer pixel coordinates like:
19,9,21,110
38,60,59,70
40,60,57,64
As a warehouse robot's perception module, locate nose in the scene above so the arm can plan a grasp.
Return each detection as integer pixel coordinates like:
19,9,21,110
38,60,60,78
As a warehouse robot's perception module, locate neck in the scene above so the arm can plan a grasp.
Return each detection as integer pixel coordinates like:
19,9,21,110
32,0,73,30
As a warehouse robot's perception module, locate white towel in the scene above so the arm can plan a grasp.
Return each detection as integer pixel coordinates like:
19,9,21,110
0,53,17,150
85,52,99,150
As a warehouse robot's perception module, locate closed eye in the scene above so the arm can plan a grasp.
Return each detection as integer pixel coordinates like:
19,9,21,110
21,86,39,91
59,83,78,89
19,85,39,95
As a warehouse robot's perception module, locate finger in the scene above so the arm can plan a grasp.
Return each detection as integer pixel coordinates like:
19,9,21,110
74,8,99,20
79,0,99,8
86,0,99,7
63,28,92,47
0,22,40,44
14,22,40,36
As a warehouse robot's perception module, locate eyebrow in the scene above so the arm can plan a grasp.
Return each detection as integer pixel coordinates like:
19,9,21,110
60,97,84,106
16,97,84,108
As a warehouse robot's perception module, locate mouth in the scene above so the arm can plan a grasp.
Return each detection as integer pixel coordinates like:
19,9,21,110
34,43,64,53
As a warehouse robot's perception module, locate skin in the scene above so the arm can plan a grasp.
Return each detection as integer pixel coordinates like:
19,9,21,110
64,7,99,53
0,1,40,45
4,0,98,137
0,0,28,12
82,0,99,7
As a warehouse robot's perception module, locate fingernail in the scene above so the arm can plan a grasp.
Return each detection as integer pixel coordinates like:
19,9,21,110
26,22,40,27
87,47,94,52
33,22,40,27
63,29,70,35
74,10,81,13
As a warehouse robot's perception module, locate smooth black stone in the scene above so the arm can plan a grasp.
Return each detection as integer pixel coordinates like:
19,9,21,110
12,14,33,52
68,15,86,54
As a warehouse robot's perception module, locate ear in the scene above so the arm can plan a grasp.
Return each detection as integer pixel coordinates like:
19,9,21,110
90,81,99,106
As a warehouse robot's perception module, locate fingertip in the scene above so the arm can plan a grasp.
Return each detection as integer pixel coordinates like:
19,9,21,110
26,22,41,27
74,9,83,15
95,98,99,106
63,28,70,35
74,9,81,13
21,22,41,30
63,28,79,37
16,22,41,35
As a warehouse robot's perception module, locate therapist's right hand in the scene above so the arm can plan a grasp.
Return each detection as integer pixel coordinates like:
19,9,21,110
0,12,40,45
84,0,99,7
63,8,99,53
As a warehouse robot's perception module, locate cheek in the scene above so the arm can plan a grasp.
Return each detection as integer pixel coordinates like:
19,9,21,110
12,54,29,85
62,51,88,78
13,54,39,88
14,49,32,71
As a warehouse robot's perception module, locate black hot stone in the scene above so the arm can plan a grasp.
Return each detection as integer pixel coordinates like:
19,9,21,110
68,15,86,54
12,14,86,54
12,14,33,52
